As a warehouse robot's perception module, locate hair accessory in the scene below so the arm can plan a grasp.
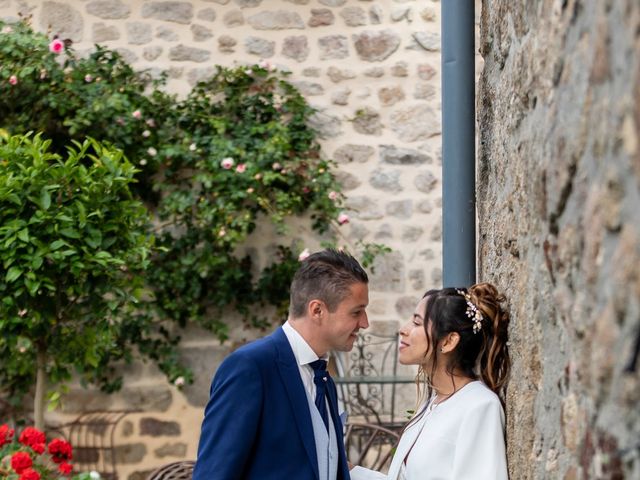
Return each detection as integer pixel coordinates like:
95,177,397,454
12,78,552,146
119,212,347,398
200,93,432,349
456,289,483,334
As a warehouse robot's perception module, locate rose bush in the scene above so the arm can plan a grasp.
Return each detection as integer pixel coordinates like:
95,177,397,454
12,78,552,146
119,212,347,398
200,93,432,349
0,424,98,480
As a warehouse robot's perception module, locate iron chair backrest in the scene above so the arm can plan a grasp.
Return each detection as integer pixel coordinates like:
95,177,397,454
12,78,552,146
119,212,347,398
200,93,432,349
344,422,400,472
147,460,195,480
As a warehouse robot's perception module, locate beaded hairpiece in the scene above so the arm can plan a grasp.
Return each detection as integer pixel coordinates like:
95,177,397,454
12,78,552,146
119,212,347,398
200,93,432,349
456,289,483,334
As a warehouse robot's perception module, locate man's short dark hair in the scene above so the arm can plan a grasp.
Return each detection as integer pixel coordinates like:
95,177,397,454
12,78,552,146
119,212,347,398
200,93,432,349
289,249,368,318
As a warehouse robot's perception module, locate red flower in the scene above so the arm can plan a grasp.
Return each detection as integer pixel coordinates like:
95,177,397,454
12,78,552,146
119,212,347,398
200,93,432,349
0,424,15,447
31,443,45,454
18,427,46,451
19,468,41,480
48,438,73,464
10,451,33,474
58,462,73,475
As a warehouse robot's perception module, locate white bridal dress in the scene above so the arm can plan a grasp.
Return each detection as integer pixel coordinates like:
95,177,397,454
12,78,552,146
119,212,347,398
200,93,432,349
350,381,508,480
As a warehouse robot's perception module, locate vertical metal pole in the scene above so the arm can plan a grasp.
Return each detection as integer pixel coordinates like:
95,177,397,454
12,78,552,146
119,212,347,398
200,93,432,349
442,0,476,287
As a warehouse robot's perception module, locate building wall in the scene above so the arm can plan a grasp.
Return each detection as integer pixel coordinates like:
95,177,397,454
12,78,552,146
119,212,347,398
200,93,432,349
1,1,457,478
477,0,640,478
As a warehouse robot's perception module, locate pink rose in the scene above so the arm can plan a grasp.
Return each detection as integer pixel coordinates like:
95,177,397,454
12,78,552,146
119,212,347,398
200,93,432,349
49,38,64,54
337,213,350,225
272,162,282,171
132,110,142,119
235,163,246,173
298,248,311,261
9,75,17,85
328,191,338,201
84,74,93,82
220,158,234,169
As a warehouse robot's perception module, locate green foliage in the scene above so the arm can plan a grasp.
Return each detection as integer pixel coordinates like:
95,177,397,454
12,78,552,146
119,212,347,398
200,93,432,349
0,133,155,406
0,20,389,408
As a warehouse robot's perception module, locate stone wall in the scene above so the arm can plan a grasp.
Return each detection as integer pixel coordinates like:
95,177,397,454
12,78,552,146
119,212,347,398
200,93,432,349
1,1,456,478
477,0,640,478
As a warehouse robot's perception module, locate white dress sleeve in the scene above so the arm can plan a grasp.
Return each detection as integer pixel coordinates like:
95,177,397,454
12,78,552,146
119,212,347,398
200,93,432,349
451,397,508,480
349,466,387,480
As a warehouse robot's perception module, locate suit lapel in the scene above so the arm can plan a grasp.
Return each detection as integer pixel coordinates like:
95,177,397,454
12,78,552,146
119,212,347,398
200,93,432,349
273,328,320,480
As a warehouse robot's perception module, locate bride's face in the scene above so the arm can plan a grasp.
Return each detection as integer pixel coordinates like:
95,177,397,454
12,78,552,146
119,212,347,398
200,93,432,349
398,297,432,365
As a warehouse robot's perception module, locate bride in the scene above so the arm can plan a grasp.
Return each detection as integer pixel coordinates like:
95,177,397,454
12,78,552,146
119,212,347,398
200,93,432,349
350,283,510,480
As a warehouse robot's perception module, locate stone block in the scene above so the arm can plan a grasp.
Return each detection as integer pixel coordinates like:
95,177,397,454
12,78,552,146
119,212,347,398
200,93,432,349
92,23,120,42
409,31,440,51
244,36,275,57
218,35,237,53
402,226,424,243
223,10,244,27
191,24,213,42
156,26,179,41
369,251,405,292
234,0,262,7
327,66,356,82
331,87,351,106
334,171,360,191
307,109,343,138
291,81,324,96
386,199,413,219
364,67,385,78
282,35,309,62
140,417,181,437
414,170,438,193
395,296,419,318
408,269,425,290
319,0,346,6
333,144,374,164
106,443,147,465
390,105,441,142
86,0,130,20
197,8,217,22
417,63,437,81
391,61,409,77
340,7,367,27
308,8,334,27
302,67,321,77
318,35,349,60
169,45,210,62
179,345,229,407
353,30,400,62
41,2,83,41
414,83,436,100
247,11,305,30
369,5,383,25
154,442,188,458
126,22,152,45
344,196,383,221
141,2,194,24
380,145,430,165
352,107,382,135
370,169,401,193
378,86,405,106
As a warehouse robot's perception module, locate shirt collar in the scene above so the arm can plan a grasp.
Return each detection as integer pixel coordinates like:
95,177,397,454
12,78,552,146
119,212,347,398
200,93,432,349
282,320,329,367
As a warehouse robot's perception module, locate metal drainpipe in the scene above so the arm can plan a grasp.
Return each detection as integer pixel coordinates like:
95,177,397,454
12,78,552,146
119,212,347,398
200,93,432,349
441,0,476,288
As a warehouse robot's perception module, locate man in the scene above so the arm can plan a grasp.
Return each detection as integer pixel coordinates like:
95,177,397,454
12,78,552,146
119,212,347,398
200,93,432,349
193,249,369,480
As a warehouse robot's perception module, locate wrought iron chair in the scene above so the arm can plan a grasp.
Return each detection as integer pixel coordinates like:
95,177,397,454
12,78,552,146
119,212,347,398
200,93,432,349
344,422,400,472
333,330,413,430
147,460,195,480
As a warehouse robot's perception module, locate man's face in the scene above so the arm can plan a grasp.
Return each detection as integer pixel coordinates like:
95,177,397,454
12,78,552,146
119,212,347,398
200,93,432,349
321,282,369,352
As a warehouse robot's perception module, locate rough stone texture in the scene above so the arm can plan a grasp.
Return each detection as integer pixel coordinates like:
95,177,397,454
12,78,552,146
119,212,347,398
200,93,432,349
390,61,408,77
364,67,384,78
308,8,334,28
41,2,83,41
126,22,152,45
247,11,305,30
139,418,181,437
168,44,210,62
408,268,425,290
326,66,356,83
395,296,418,319
154,442,187,458
156,26,179,41
61,386,173,413
414,82,436,100
353,30,401,62
282,35,308,62
197,8,217,22
369,251,405,293
179,345,228,407
390,104,441,142
244,36,275,57
344,196,383,221
378,86,405,106
187,66,216,85
414,170,437,193
191,24,213,41
302,67,321,77
334,171,360,191
369,5,383,25
386,199,412,219
420,6,437,22
417,63,437,81
218,35,236,53
106,444,148,465
223,9,244,27
93,23,120,42
352,107,382,135
234,0,261,7
291,81,323,96
409,32,440,52
369,169,401,194
333,144,374,164
401,226,423,243
307,109,342,137
318,0,345,6
340,6,367,27
380,144,430,165
331,87,350,106
141,2,194,24
478,1,640,478
318,35,349,60
86,0,130,20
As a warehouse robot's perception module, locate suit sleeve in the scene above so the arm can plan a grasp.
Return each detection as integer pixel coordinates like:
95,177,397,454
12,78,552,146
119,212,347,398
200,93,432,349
451,397,508,480
349,466,387,479
193,350,264,480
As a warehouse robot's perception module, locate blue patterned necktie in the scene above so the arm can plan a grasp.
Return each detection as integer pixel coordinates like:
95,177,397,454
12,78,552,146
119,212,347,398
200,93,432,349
310,359,330,431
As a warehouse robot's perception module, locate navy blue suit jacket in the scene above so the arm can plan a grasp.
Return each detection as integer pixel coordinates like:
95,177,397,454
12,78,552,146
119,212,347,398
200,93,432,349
193,327,350,480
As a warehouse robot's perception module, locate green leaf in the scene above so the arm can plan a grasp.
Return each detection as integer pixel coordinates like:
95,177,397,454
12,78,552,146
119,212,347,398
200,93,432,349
40,189,51,210
17,228,29,243
5,266,22,283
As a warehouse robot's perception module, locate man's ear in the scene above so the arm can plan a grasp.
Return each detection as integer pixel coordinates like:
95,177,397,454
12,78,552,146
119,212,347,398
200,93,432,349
308,299,325,321
441,332,460,353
